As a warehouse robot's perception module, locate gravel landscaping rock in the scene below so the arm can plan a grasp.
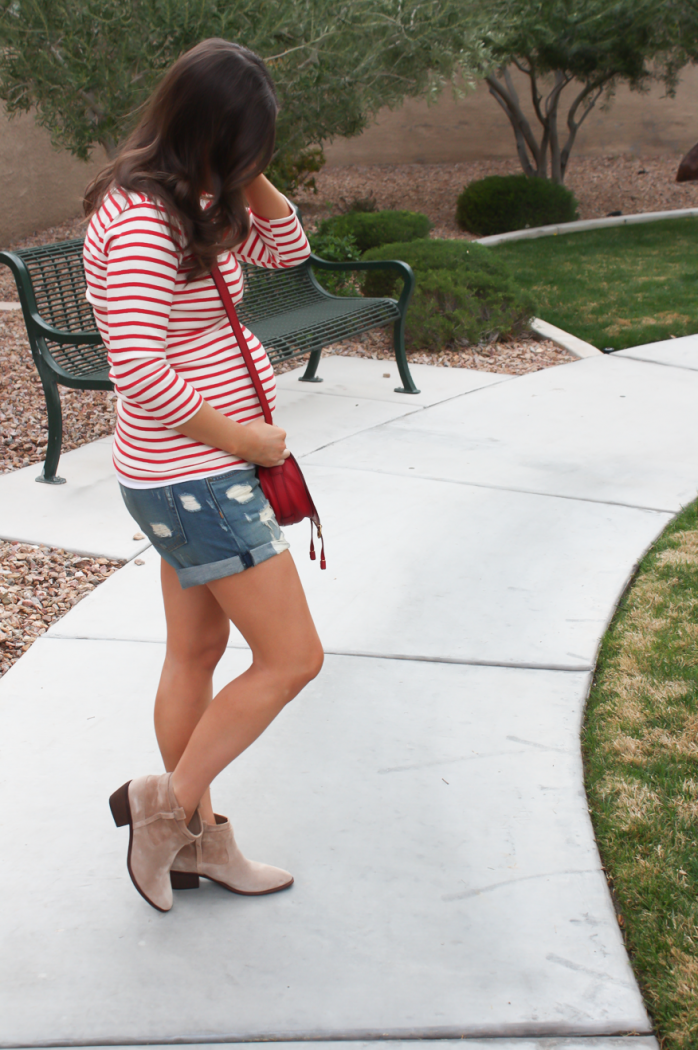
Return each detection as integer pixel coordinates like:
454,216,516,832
0,541,123,677
0,311,116,476
275,327,575,376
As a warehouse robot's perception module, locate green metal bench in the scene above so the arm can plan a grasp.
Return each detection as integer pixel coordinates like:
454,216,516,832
0,238,417,484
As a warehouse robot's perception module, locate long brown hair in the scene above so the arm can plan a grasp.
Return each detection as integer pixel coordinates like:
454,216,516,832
84,39,278,279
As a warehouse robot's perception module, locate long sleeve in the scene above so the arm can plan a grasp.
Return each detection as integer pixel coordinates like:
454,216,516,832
83,187,294,484
232,204,310,270
101,198,204,429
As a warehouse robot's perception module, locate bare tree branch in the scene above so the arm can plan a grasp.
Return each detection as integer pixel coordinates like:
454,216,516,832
526,60,545,129
560,77,608,177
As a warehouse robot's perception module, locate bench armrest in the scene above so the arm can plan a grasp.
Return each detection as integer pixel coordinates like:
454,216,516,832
0,249,102,346
308,254,415,313
30,314,102,346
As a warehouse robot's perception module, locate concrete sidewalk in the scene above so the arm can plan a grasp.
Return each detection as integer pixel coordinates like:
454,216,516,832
2,348,698,1049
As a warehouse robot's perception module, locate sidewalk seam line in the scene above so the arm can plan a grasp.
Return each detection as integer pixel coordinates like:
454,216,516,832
39,634,592,672
0,1029,656,1047
614,354,698,374
293,377,517,457
299,461,678,514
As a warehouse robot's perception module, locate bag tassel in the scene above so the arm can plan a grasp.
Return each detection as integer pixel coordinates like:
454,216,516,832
309,522,326,570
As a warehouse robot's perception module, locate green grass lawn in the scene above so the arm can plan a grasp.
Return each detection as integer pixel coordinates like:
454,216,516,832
494,217,698,351
583,500,698,1046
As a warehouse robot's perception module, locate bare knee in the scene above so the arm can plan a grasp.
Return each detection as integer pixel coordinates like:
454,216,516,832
259,639,324,704
299,640,324,687
168,623,230,674
288,639,324,696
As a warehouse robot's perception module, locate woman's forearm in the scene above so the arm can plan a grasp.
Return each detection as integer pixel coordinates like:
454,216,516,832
177,400,288,468
244,174,291,219
178,400,246,454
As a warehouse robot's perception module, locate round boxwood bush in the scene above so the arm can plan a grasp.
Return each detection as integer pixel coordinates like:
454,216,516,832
456,175,579,236
362,239,537,349
316,209,431,254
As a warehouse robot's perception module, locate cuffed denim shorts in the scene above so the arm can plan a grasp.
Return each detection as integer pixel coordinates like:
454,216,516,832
119,468,290,589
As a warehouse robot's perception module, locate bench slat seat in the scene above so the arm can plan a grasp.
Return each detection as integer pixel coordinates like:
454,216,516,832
240,295,400,357
43,350,110,383
0,236,416,483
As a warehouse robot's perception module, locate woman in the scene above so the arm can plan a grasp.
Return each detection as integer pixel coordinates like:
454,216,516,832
83,38,324,913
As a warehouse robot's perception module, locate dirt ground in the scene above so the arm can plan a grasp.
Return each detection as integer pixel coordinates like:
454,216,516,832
294,153,698,237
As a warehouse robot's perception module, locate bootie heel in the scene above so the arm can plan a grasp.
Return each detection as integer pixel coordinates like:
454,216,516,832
170,871,200,890
109,772,203,912
109,781,132,827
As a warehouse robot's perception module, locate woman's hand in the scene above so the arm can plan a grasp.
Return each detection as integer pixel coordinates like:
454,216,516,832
235,419,290,467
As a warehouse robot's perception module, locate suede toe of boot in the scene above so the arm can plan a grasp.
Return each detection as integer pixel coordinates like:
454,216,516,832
172,814,293,895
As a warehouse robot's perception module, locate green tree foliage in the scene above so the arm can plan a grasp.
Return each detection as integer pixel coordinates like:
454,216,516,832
469,0,698,183
0,0,475,191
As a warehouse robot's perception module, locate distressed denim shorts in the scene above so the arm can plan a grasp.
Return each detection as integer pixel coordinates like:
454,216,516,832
119,468,290,589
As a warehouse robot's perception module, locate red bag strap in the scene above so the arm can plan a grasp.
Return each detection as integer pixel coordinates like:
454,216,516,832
211,264,273,426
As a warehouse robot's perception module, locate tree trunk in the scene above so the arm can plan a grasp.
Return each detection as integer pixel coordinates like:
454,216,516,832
485,72,545,178
547,73,567,184
485,65,609,184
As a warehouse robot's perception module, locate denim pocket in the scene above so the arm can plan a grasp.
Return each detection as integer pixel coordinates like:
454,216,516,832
119,485,187,554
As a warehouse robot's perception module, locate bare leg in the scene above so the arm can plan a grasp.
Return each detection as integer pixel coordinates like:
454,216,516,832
170,550,323,821
155,561,230,824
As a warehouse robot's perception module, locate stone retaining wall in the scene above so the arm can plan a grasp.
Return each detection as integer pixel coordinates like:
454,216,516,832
0,109,105,248
325,66,698,166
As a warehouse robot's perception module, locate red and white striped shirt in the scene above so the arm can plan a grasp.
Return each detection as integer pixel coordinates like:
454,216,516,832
83,188,310,486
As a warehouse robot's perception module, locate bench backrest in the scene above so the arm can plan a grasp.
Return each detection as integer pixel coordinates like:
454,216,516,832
12,237,319,336
16,238,98,336
236,261,319,327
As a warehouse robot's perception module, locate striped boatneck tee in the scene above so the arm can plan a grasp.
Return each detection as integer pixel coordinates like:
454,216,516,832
83,188,310,488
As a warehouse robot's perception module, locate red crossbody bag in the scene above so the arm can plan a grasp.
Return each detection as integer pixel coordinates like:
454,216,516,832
211,265,325,569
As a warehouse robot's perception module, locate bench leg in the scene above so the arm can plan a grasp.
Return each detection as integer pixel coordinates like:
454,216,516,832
298,348,323,383
36,376,66,485
393,317,420,395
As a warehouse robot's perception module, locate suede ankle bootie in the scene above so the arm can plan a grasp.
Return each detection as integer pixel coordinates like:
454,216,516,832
109,773,203,912
170,814,293,895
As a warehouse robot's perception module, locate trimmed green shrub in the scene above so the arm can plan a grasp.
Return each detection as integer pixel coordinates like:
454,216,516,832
362,240,507,297
362,239,536,348
316,209,432,254
456,175,579,236
406,267,537,348
308,229,361,296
